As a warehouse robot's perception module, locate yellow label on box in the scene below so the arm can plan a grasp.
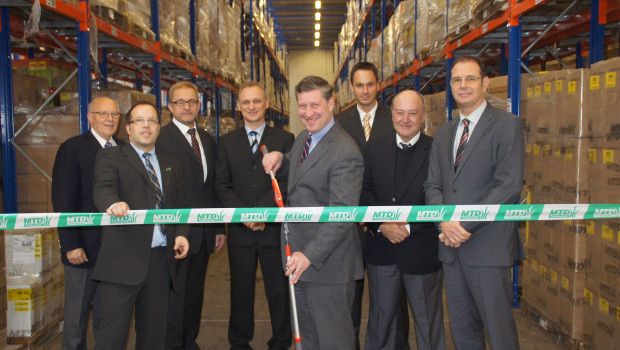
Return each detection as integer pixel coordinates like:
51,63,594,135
550,270,558,284
8,288,31,301
28,61,47,70
534,144,540,156
543,144,551,156
565,147,573,161
600,297,610,315
535,86,541,97
616,307,620,322
527,87,532,98
545,82,551,94
554,145,562,157
606,72,616,88
591,75,600,90
584,288,594,305
564,220,572,226
555,80,563,93
531,259,538,271
35,248,41,258
586,220,594,235
540,264,547,276
526,144,532,155
603,150,614,165
568,81,577,94
589,149,597,164
602,225,613,241
562,276,569,290
60,92,71,101
14,306,30,312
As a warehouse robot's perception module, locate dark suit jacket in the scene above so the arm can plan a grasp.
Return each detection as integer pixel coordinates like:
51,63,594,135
279,122,364,284
215,125,294,246
156,122,222,255
424,103,525,266
360,134,441,275
92,144,190,290
51,131,125,269
335,103,395,153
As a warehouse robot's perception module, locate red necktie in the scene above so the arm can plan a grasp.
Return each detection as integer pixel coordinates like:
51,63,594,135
188,128,202,161
300,134,312,164
454,118,470,171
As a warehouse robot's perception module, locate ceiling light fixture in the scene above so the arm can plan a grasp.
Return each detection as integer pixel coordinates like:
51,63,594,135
315,12,321,21
315,32,320,39
315,23,321,30
314,40,320,47
315,1,321,9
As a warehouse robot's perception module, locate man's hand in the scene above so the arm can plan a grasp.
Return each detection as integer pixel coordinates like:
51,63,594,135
214,234,226,251
66,248,88,265
439,221,471,247
106,202,130,218
244,222,266,231
285,251,311,284
174,236,190,260
262,151,283,174
378,223,409,244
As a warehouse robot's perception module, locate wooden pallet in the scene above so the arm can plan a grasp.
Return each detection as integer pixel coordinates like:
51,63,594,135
448,20,475,41
7,316,63,350
129,20,156,43
92,5,128,32
179,47,195,64
520,300,588,350
161,41,180,57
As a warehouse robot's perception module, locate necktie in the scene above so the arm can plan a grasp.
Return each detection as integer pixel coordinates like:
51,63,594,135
104,141,113,148
454,118,470,171
363,114,371,141
249,130,258,153
300,134,312,164
188,128,202,161
400,142,412,150
142,153,165,235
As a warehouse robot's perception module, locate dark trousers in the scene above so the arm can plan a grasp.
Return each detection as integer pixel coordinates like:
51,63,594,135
184,239,211,350
95,247,169,350
228,244,291,350
62,265,101,350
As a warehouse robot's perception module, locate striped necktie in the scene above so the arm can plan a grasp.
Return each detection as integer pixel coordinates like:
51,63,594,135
249,130,258,153
454,118,470,171
300,134,312,164
363,114,371,141
142,153,165,235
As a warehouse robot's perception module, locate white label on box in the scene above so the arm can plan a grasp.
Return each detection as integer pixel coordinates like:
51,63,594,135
12,234,36,265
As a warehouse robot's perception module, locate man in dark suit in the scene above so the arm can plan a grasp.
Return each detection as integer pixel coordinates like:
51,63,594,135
335,61,406,350
93,102,190,350
263,76,364,349
216,81,294,350
361,90,445,350
52,96,124,350
424,56,524,350
156,81,225,350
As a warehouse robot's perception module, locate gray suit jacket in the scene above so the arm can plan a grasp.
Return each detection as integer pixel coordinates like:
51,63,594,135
424,103,525,267
281,121,365,283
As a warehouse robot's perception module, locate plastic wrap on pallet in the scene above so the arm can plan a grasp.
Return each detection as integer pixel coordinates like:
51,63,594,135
91,0,118,10
119,0,155,42
396,0,415,70
366,35,381,74
448,0,472,36
382,16,395,80
158,0,175,46
175,0,192,55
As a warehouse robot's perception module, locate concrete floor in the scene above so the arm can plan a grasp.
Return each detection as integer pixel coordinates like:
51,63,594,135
37,241,566,350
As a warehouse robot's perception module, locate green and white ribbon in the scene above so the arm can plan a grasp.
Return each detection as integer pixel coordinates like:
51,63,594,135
0,204,618,230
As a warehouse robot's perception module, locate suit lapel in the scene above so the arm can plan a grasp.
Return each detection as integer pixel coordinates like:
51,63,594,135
122,144,152,185
157,151,173,203
170,123,202,167
398,135,429,201
382,137,397,199
455,105,493,178
369,105,390,140
346,110,366,147
290,125,339,189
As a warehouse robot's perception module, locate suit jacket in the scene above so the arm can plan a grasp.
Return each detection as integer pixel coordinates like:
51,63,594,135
215,125,294,247
424,103,525,266
280,121,364,284
92,144,190,290
335,103,395,153
51,131,125,269
360,134,441,275
156,122,222,255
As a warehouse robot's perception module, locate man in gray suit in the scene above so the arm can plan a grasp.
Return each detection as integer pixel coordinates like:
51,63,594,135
424,56,524,349
263,75,364,349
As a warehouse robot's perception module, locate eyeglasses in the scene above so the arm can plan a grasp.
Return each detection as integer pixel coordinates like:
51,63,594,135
92,111,121,119
170,99,199,107
129,118,159,126
450,76,482,85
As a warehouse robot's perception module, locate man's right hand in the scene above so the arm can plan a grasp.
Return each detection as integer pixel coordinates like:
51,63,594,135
262,151,283,174
106,201,130,218
378,223,409,244
244,222,266,231
66,248,88,265
439,221,471,247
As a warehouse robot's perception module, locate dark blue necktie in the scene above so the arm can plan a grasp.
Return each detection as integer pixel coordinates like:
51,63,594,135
249,131,258,153
300,134,312,164
142,153,165,236
105,141,113,148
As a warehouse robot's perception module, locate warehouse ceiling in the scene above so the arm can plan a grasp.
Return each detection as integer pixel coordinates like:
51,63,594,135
273,0,348,50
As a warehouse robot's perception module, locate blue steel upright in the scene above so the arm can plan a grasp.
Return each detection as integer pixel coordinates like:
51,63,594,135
77,1,91,133
446,56,454,121
151,0,161,111
589,0,604,65
0,7,17,212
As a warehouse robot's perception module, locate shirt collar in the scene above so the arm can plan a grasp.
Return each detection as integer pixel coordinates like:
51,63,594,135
356,101,378,119
309,118,335,144
90,128,116,148
172,117,197,134
396,132,420,149
459,100,487,125
244,122,267,136
130,142,155,157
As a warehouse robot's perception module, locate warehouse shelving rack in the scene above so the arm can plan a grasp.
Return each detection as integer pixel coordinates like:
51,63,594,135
0,0,289,213
332,0,620,308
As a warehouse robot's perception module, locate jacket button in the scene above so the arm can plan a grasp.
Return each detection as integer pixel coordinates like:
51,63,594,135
391,197,396,202
253,184,258,188
253,166,257,170
453,188,457,193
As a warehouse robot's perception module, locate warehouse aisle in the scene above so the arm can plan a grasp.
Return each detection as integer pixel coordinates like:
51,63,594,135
41,240,566,350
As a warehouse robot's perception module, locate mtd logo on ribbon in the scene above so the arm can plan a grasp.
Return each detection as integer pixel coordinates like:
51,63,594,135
276,208,321,223
364,206,411,222
190,209,234,223
323,207,365,222
591,206,620,218
453,205,500,221
152,210,186,224
17,214,59,229
412,206,452,222
540,204,586,220
502,206,539,221
235,208,273,222
61,213,101,227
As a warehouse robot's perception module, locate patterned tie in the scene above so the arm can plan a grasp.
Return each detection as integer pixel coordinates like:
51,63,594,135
104,141,113,148
187,128,202,161
363,114,371,141
454,118,470,171
249,130,258,153
300,134,312,164
400,142,412,150
142,153,165,235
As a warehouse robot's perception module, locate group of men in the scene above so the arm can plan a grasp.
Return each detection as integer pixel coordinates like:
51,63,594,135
51,55,524,350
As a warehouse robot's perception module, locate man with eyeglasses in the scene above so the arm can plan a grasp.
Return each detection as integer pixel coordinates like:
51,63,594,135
92,102,190,350
156,81,224,350
52,96,125,350
424,56,525,349
215,81,294,350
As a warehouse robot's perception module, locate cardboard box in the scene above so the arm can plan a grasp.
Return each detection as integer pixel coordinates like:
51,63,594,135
6,276,42,338
558,271,585,338
5,229,52,277
589,57,620,138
